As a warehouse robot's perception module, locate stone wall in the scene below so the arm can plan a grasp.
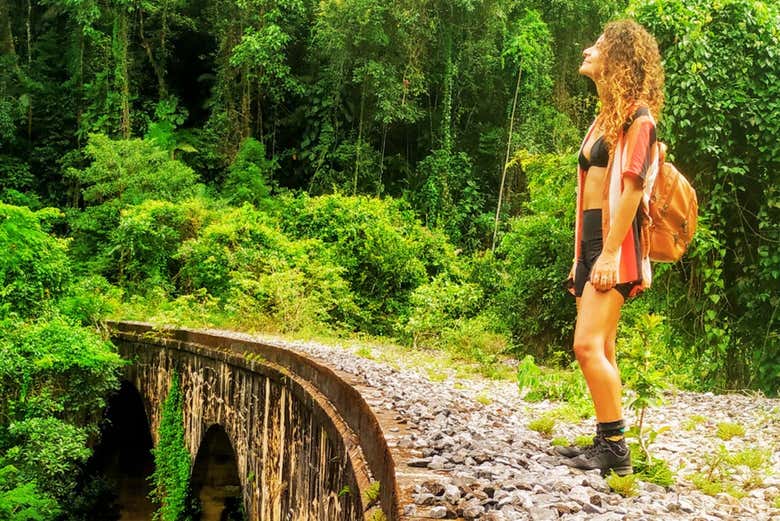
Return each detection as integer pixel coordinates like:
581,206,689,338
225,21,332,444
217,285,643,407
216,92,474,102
112,322,397,521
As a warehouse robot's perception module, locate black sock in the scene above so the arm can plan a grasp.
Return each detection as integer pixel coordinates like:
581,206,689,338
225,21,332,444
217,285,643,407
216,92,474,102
597,419,626,441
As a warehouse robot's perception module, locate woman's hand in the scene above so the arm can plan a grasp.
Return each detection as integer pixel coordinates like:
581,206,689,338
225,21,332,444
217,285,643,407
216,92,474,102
590,251,619,291
563,261,576,295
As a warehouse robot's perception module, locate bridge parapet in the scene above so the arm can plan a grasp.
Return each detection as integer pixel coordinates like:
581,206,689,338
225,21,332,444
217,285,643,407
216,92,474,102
110,321,400,521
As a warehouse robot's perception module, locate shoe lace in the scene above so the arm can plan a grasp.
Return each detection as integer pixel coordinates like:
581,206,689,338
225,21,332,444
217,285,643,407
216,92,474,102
581,435,605,458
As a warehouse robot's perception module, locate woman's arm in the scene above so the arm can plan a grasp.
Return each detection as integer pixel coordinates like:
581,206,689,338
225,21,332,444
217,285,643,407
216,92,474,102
590,177,643,291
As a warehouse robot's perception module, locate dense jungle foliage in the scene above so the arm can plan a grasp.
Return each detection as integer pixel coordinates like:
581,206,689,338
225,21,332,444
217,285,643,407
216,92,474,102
1,0,779,517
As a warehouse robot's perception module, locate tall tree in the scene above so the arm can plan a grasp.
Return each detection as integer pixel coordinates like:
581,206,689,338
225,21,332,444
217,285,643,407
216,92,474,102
138,0,193,100
204,0,306,160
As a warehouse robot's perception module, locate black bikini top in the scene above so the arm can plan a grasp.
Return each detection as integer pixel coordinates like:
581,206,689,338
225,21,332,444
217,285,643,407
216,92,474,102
578,134,609,170
578,107,651,171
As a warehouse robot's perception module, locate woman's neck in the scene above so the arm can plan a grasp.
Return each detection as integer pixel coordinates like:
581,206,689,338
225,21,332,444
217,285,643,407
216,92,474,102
595,81,607,107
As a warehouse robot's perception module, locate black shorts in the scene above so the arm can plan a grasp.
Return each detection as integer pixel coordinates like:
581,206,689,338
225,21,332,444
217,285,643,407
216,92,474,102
570,209,638,301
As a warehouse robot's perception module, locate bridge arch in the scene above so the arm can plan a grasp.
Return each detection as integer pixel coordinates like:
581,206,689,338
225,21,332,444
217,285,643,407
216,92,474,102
192,424,244,520
92,380,155,519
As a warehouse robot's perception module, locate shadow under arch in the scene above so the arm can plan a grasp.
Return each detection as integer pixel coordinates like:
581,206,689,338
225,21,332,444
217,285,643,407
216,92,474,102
191,424,245,521
90,380,156,520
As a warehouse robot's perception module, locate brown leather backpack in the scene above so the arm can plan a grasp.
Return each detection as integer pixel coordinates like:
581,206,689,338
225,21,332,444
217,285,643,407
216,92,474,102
644,143,698,262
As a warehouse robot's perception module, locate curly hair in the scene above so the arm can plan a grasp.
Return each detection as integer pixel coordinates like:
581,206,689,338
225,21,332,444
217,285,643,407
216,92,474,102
596,19,664,148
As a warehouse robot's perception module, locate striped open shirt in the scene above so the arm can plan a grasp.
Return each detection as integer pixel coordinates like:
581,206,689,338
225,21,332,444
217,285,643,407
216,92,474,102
573,107,659,298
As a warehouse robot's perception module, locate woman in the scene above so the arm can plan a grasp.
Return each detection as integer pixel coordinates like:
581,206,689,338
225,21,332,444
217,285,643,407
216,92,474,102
560,19,664,477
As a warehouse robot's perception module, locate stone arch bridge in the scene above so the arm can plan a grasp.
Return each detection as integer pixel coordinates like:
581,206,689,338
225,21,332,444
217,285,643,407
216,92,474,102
107,321,423,521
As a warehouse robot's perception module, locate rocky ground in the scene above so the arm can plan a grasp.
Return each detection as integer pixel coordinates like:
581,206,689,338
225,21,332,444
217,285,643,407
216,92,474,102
211,329,780,521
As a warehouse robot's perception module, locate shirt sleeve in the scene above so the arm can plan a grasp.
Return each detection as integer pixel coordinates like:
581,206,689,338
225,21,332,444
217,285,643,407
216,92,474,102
622,117,657,186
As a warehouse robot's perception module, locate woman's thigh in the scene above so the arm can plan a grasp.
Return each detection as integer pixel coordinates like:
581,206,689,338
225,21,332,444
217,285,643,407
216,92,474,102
574,283,625,344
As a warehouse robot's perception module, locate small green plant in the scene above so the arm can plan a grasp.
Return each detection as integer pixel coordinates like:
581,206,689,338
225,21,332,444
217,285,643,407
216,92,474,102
728,447,772,489
363,481,380,506
729,447,770,470
683,414,708,430
629,443,675,487
337,485,351,498
773,494,780,509
528,416,555,436
689,472,726,496
574,435,594,448
605,472,638,497
621,321,675,493
687,444,769,498
355,346,375,359
692,474,747,499
623,314,667,462
244,352,266,363
474,393,492,405
716,422,745,440
551,437,569,447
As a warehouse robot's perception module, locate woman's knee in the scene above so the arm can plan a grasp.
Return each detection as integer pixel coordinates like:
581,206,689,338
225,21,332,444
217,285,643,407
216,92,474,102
573,335,605,364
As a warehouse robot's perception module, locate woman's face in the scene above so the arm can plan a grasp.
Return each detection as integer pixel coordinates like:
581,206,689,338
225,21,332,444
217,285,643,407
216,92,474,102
580,34,605,80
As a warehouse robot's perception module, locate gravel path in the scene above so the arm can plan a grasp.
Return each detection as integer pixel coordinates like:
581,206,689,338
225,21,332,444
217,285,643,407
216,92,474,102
206,328,780,521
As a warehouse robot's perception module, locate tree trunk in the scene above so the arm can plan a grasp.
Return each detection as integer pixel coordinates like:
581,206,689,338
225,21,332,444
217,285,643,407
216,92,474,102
26,0,32,143
492,62,523,251
114,8,132,138
0,0,15,57
353,79,366,195
139,8,168,100
255,80,264,144
240,67,251,140
76,29,84,147
441,32,453,155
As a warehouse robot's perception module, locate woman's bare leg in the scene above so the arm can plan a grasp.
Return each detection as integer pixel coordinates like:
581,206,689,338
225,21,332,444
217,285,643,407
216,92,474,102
576,295,621,373
573,283,624,422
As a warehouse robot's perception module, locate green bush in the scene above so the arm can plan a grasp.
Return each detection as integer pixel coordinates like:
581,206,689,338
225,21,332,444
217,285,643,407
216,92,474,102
69,134,201,207
0,317,123,427
224,261,355,334
0,464,60,521
57,275,123,327
222,138,276,207
629,443,675,488
528,415,555,436
632,0,780,394
516,355,592,415
716,422,745,441
176,204,357,332
0,315,123,515
411,149,488,250
282,194,456,334
401,274,484,348
0,188,41,209
0,203,70,318
441,315,509,369
4,417,91,500
495,151,576,361
109,198,211,291
176,205,288,297
67,134,201,268
606,472,639,497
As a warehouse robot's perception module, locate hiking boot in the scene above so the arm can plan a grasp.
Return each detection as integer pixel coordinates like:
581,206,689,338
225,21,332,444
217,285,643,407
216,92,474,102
562,437,633,477
554,435,600,458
